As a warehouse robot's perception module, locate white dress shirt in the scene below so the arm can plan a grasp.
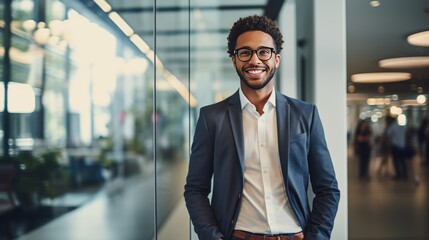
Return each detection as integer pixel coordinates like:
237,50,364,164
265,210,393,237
234,88,302,234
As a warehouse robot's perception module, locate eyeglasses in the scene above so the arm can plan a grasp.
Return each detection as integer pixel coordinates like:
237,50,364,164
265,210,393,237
233,47,276,62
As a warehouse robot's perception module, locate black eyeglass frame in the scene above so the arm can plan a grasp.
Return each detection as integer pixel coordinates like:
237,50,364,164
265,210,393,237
233,47,277,62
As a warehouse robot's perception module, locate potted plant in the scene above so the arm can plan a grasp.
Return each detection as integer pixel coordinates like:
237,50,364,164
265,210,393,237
14,150,67,207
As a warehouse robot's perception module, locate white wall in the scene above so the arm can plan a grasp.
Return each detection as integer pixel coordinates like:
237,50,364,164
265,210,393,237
313,1,348,239
279,0,298,98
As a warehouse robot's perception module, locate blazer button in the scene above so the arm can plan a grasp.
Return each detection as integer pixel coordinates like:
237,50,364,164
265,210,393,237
238,194,241,199
231,220,234,225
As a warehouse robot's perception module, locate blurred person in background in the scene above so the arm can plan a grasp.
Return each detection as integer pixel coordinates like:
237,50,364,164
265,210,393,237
377,116,394,178
354,119,372,180
418,118,428,165
404,123,419,184
386,115,408,180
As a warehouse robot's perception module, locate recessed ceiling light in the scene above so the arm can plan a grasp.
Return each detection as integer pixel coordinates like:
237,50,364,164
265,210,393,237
370,1,381,7
417,95,427,104
407,31,429,47
351,72,411,83
379,56,429,68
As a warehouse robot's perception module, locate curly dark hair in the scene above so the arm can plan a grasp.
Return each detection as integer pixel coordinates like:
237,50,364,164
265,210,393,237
227,15,284,56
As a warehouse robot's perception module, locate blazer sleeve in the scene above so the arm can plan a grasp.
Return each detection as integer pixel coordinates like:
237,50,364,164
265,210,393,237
305,106,340,240
184,108,224,240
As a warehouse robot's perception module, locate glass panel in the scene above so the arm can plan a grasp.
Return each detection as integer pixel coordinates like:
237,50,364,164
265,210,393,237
8,0,35,154
155,0,191,239
43,0,66,147
0,0,5,156
2,1,274,239
6,0,156,236
106,1,156,239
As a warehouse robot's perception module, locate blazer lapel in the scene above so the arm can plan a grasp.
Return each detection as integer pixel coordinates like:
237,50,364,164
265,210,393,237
276,92,290,178
227,91,245,176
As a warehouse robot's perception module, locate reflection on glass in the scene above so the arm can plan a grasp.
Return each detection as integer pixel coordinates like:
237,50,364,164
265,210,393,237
0,82,35,113
155,1,191,239
1,0,271,239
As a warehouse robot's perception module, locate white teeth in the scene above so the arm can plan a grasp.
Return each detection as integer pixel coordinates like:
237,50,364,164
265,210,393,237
247,70,263,74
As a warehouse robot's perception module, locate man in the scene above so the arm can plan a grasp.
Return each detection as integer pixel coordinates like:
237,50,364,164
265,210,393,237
184,15,340,240
386,115,408,180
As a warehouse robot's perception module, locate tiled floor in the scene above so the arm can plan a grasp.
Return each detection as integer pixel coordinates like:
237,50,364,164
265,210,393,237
1,151,427,240
348,151,429,240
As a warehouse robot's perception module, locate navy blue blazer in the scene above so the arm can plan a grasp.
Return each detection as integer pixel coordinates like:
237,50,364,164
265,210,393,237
184,90,340,240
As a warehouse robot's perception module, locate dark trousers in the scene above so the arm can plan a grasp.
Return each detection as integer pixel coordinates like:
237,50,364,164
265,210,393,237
356,144,371,178
391,146,407,179
425,141,429,164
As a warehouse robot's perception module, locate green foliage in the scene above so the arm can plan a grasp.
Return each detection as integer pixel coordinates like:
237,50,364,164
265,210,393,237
11,150,68,204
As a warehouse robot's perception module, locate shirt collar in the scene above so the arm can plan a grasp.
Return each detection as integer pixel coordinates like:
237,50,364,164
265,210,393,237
239,87,276,110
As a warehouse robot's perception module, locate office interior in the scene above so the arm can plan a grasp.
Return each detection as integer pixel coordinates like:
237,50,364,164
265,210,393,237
0,0,428,239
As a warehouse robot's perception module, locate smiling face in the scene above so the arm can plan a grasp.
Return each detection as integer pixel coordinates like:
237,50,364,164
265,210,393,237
232,31,280,91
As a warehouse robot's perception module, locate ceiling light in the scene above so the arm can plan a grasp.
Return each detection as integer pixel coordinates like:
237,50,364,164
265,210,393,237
398,114,407,126
94,0,112,13
370,1,380,7
379,56,429,68
0,82,36,113
407,31,429,47
390,106,403,115
347,85,355,93
367,98,386,106
108,12,134,37
351,72,411,83
384,98,391,105
22,19,36,32
130,34,150,54
33,27,50,45
417,95,426,104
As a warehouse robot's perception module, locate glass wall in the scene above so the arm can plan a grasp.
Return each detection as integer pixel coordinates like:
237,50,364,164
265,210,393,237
154,0,190,239
0,0,4,156
2,1,156,238
1,0,271,239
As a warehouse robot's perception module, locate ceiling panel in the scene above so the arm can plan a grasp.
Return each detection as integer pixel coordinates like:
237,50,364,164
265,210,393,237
347,0,429,97
81,0,429,100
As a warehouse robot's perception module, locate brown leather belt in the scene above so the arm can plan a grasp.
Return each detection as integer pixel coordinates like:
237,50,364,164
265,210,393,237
232,230,304,240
